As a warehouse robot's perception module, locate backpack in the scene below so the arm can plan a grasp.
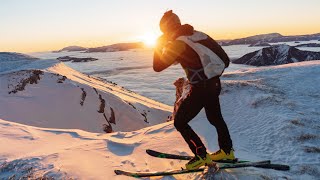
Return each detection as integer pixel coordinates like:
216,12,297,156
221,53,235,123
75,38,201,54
177,31,228,81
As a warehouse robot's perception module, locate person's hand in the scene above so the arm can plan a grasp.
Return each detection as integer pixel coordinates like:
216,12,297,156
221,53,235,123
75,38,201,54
155,34,169,50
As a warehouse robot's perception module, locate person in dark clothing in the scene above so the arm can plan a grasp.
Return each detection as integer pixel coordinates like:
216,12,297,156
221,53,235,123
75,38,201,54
153,10,235,170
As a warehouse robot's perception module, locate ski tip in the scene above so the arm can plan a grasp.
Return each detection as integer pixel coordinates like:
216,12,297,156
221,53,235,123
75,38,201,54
114,170,123,175
146,149,155,153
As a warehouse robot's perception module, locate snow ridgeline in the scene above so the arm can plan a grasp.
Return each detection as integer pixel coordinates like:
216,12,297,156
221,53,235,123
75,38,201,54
0,60,171,133
1,60,320,179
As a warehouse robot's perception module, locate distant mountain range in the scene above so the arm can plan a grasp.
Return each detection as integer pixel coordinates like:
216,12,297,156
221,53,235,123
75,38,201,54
85,42,144,53
233,44,320,66
53,33,320,53
52,46,87,53
219,33,320,46
53,42,144,53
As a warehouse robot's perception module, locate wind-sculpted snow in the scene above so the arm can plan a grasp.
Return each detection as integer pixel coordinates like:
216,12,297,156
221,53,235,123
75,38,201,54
0,61,319,179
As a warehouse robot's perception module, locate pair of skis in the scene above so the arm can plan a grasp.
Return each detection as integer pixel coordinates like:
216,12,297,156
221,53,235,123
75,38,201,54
114,149,290,178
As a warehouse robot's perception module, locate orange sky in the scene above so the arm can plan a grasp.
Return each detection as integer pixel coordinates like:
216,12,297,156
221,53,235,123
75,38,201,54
1,0,319,53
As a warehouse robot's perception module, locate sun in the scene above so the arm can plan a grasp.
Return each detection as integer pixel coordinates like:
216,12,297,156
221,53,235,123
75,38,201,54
141,33,158,48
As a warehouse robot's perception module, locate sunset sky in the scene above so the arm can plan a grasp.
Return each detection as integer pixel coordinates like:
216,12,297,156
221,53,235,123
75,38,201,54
1,0,320,52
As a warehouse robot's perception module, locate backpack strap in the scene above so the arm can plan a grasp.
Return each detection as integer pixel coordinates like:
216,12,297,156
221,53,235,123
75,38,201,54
187,67,207,84
177,31,225,80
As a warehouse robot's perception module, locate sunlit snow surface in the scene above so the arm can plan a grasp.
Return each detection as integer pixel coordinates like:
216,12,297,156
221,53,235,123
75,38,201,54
1,61,319,179
0,42,319,179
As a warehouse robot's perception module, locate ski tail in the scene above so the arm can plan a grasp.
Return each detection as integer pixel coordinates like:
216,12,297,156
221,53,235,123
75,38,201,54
254,163,290,171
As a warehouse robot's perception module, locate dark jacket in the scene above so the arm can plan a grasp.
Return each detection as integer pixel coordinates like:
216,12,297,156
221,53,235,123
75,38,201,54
153,24,229,82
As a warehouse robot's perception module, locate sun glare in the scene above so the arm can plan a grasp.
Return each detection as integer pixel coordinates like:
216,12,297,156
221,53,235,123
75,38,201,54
141,33,158,48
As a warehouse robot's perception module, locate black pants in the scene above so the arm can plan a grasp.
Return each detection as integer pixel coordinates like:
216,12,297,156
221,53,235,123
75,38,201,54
174,78,233,156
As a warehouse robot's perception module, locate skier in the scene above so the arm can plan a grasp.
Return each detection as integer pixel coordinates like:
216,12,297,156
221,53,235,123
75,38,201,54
153,10,235,170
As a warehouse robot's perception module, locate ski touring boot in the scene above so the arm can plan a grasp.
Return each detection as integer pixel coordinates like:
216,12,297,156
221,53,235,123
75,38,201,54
210,149,235,161
185,153,214,170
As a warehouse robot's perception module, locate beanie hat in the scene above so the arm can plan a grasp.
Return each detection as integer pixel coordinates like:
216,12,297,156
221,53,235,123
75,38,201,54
160,10,181,33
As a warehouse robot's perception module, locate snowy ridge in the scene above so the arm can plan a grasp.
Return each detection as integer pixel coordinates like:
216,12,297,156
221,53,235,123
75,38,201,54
1,61,319,179
233,44,320,66
0,61,171,133
0,52,39,73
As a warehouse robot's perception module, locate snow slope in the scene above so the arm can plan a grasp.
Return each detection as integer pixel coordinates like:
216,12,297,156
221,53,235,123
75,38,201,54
0,60,171,133
1,61,319,179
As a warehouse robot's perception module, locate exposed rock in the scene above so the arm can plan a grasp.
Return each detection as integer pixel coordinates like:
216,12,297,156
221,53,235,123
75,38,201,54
57,75,67,83
233,44,320,66
141,110,149,123
109,107,116,124
80,88,87,106
57,56,98,63
103,124,113,133
8,70,43,94
97,94,105,113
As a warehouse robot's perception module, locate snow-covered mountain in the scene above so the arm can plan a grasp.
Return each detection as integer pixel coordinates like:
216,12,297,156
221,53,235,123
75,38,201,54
0,52,39,72
1,60,319,179
220,33,320,46
52,46,87,53
233,44,320,66
0,58,171,133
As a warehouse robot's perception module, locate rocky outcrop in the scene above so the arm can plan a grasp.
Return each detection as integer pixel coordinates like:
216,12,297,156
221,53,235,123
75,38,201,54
57,56,98,62
233,44,320,66
8,70,43,94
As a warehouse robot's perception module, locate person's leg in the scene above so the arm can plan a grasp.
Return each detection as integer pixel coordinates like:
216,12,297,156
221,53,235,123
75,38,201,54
204,80,233,153
174,87,206,156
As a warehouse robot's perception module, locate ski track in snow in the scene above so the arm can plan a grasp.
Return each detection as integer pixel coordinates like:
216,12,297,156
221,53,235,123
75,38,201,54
0,58,319,179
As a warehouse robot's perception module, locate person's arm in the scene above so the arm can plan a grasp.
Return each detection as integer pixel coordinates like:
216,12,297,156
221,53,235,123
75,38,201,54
153,36,186,72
